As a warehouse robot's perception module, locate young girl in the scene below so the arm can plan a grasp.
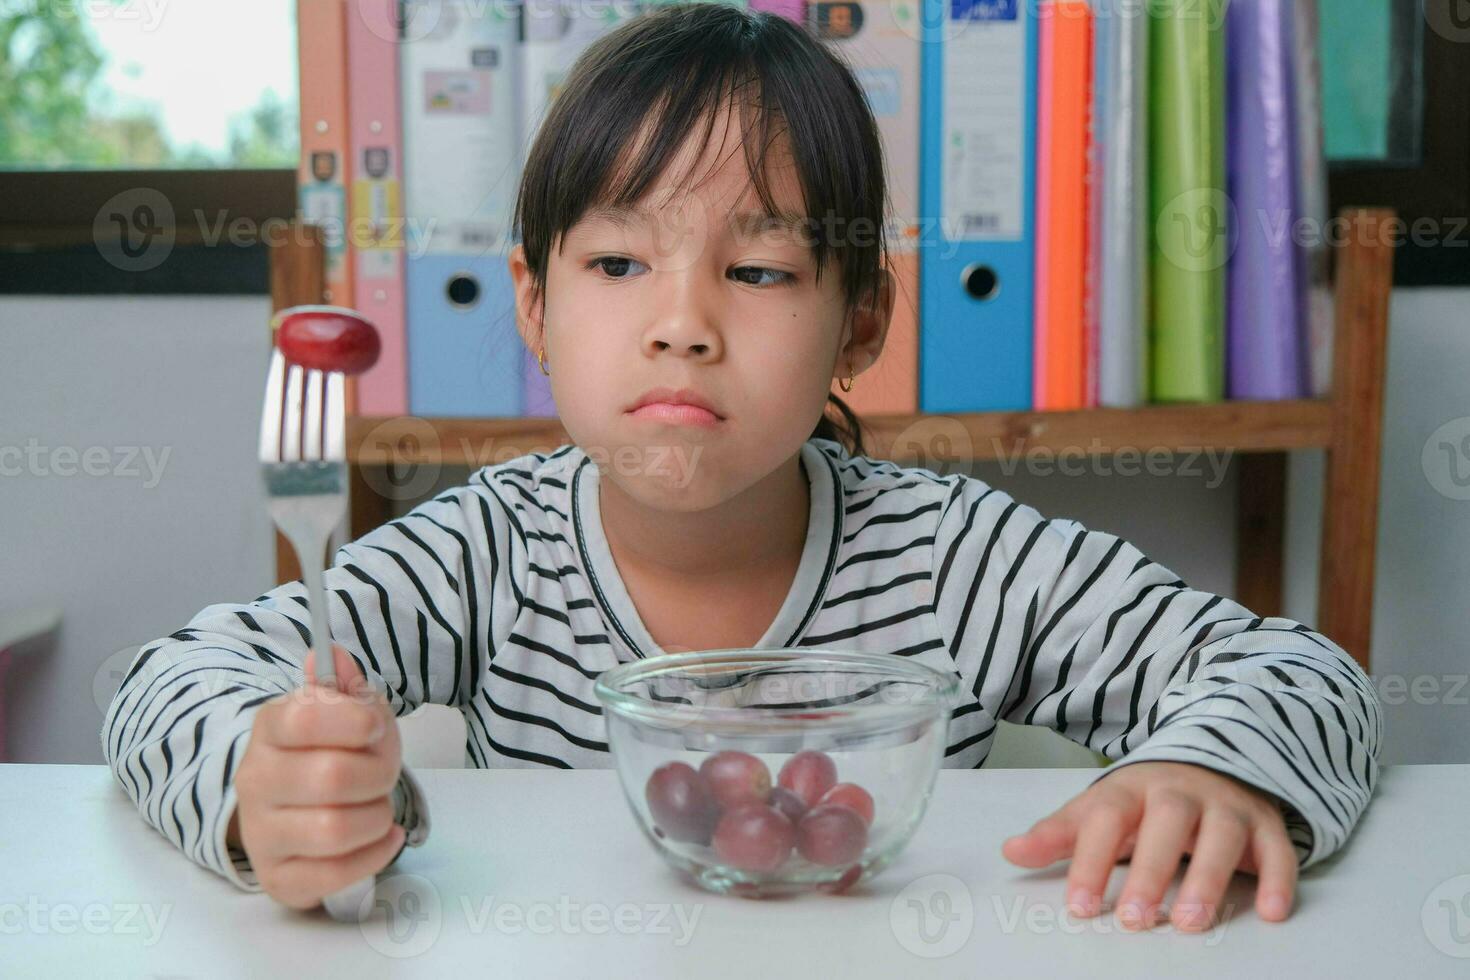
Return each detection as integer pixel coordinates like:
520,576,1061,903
103,3,1379,932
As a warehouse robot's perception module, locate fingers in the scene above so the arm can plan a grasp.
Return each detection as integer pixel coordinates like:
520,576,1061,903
305,643,373,694
243,745,401,806
1064,799,1138,918
1250,822,1299,922
1114,791,1201,930
257,689,388,751
1171,809,1252,932
255,796,396,860
1001,809,1079,869
268,824,406,911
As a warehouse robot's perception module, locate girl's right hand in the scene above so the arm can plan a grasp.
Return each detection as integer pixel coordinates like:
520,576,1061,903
226,643,406,910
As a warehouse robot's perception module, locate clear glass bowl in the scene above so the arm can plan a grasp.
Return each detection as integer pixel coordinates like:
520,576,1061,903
594,649,961,898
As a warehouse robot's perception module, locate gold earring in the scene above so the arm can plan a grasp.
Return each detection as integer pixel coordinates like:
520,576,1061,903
838,365,855,393
537,345,550,376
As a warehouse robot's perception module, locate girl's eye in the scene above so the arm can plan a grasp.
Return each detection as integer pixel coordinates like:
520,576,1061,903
730,266,795,288
586,256,647,279
585,257,793,288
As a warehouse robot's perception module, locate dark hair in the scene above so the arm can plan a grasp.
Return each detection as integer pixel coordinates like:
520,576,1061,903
512,2,889,457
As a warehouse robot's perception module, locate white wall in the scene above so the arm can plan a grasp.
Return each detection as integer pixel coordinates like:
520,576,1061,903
1,289,1464,766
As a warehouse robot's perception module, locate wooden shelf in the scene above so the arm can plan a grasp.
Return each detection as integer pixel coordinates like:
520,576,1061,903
345,398,1336,467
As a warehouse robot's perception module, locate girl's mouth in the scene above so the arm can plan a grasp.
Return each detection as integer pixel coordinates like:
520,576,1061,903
628,403,723,428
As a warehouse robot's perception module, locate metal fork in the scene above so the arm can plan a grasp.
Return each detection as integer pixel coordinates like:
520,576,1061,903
257,335,376,923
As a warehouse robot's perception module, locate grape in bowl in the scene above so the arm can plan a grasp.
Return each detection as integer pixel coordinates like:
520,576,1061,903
593,649,960,898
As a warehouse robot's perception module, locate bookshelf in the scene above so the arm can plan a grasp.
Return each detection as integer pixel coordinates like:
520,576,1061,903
268,208,1395,671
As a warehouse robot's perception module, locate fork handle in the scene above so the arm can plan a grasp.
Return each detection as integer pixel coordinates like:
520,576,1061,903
278,517,380,923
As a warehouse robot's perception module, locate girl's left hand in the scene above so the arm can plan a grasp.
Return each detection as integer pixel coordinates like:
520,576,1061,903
1000,761,1297,932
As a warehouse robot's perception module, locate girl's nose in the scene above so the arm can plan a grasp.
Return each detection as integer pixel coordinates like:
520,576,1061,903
642,280,724,360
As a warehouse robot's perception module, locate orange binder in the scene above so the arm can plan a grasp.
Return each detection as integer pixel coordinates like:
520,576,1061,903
1033,0,1093,411
297,0,354,411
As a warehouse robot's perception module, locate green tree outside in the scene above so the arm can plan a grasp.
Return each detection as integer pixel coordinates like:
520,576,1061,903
1,4,297,170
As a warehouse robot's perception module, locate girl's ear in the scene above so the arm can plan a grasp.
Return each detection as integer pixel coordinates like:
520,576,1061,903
839,266,896,380
507,243,546,349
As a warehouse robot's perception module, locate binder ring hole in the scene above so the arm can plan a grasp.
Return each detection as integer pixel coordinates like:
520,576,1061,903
961,263,1000,302
446,273,482,310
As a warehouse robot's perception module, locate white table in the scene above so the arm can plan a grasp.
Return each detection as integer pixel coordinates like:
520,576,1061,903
3,764,1467,977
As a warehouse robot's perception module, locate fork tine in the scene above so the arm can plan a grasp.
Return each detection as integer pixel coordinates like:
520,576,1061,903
258,349,286,462
303,369,325,460
283,363,305,461
325,371,346,462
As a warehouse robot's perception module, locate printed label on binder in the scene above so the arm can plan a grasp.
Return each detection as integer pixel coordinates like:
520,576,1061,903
943,2,1025,240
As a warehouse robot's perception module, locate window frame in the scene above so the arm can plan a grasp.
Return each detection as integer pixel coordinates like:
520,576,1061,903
0,169,295,295
1326,8,1470,287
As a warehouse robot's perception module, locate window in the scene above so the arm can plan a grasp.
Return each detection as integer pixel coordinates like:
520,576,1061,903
1325,2,1470,286
0,0,300,293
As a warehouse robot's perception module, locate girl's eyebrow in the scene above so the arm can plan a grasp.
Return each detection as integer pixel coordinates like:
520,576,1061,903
581,202,810,237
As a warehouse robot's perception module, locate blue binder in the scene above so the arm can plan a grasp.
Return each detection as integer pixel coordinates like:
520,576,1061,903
919,0,1039,412
400,0,524,417
405,254,522,417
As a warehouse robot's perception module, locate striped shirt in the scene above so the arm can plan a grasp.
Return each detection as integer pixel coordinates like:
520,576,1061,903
101,437,1381,891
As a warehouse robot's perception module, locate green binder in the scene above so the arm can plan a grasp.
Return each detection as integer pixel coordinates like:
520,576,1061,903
1148,0,1227,402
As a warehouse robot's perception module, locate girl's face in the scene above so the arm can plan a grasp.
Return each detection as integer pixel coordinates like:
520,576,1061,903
510,106,892,514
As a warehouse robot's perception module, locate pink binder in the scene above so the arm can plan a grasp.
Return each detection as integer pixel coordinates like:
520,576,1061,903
347,0,409,416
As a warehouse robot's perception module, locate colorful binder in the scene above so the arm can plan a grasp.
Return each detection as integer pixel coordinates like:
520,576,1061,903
1148,0,1226,403
1033,0,1092,411
518,0,641,419
401,0,524,417
1094,0,1149,407
1226,0,1306,400
1291,0,1333,398
751,0,806,19
920,0,1039,412
812,0,920,414
346,0,409,416
297,0,354,415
